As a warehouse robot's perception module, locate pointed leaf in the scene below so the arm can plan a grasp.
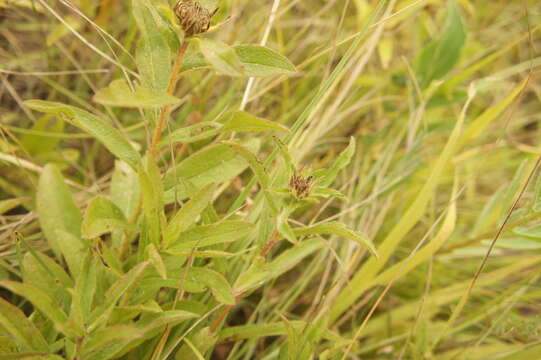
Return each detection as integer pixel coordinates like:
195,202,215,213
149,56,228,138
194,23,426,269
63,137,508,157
0,281,81,338
37,164,83,265
88,262,149,331
416,0,466,87
234,45,296,77
164,183,216,246
139,163,162,247
222,141,279,213
93,79,180,108
175,327,216,360
317,137,356,187
0,298,49,352
221,110,289,133
234,239,326,293
189,268,235,305
82,196,133,239
146,244,167,279
83,311,198,360
294,221,378,258
132,0,172,91
195,38,244,77
167,221,254,250
163,139,260,203
81,325,143,358
25,100,141,169
180,45,297,78
160,122,223,147
74,254,98,324
111,160,140,219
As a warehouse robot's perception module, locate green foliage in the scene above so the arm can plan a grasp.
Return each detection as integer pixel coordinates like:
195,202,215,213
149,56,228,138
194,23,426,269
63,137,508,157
416,0,466,88
24,100,141,169
82,196,133,239
182,44,296,77
1,0,539,359
92,80,181,108
194,38,245,77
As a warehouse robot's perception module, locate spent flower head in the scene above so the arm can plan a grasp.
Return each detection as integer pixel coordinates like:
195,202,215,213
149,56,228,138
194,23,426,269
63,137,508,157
173,0,217,37
289,171,314,200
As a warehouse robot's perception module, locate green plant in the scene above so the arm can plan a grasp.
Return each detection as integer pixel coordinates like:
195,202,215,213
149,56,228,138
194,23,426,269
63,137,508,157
0,1,376,359
1,0,540,359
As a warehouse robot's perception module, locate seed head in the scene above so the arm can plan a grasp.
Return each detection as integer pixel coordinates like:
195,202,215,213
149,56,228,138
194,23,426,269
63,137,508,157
174,0,216,37
289,173,314,200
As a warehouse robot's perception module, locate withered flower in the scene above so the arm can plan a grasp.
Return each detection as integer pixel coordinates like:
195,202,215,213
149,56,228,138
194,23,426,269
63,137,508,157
289,172,314,200
174,0,217,37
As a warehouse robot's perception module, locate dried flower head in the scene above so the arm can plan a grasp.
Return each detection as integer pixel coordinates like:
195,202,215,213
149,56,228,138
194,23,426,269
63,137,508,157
174,0,216,37
289,172,314,200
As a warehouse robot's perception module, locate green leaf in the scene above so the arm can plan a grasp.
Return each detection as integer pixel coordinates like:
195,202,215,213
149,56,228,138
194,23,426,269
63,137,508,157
533,173,541,212
471,186,506,237
165,250,238,258
167,221,254,250
82,196,133,239
83,311,198,360
513,225,541,239
293,221,378,258
194,38,244,77
317,137,356,187
234,45,296,77
163,139,260,203
111,160,140,219
139,159,163,247
311,187,346,200
88,262,149,332
160,122,223,147
53,230,86,279
221,110,289,133
80,325,143,358
164,183,216,246
175,327,217,360
277,208,297,244
146,244,167,279
0,298,49,352
280,315,301,360
180,52,210,73
21,246,73,292
74,254,99,325
25,100,141,169
93,79,180,108
132,0,172,92
37,164,84,266
219,321,308,342
46,15,81,46
189,267,235,305
222,141,278,213
416,0,466,88
0,280,82,339
180,45,297,78
486,237,541,250
234,239,326,293
20,114,64,156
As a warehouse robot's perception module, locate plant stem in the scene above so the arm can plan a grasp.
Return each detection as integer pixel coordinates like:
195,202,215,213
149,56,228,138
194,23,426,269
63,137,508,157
149,40,190,157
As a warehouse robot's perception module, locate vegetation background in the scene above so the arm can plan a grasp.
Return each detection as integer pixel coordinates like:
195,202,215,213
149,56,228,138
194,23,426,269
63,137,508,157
0,0,541,359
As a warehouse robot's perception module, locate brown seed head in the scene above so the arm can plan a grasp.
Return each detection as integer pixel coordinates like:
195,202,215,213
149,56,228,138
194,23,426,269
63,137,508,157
174,0,215,37
289,173,314,200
